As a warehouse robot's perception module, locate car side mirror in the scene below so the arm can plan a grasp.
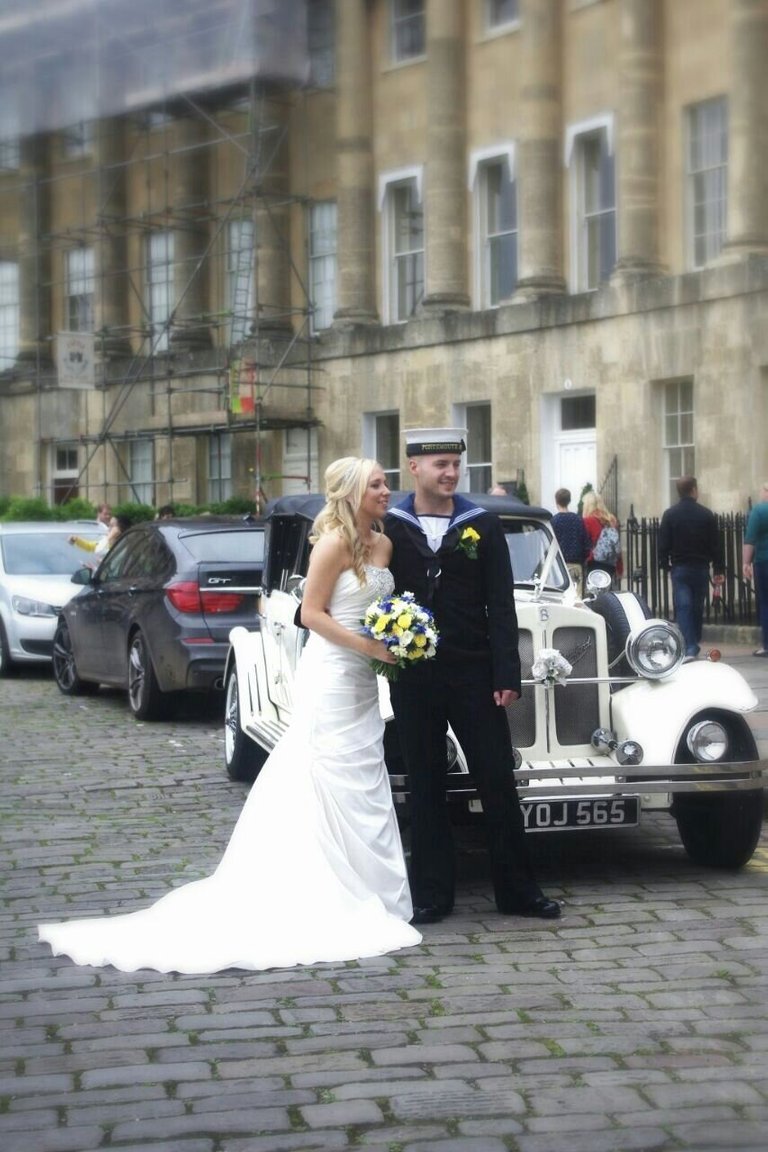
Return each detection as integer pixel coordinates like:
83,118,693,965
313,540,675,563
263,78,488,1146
71,566,94,585
286,574,306,600
584,569,612,597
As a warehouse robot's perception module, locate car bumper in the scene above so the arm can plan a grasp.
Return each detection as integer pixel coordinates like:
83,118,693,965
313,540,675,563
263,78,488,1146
512,753,767,796
180,639,230,691
5,616,57,662
387,754,767,820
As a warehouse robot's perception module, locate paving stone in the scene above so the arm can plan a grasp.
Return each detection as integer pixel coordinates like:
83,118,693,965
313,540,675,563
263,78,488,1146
402,1139,508,1151
515,1128,670,1152
669,1119,768,1148
300,1099,383,1128
388,1078,526,1120
0,1127,105,1152
0,1109,60,1132
101,1144,212,1152
355,1124,449,1146
109,1106,292,1141
370,1043,480,1067
222,1134,348,1152
79,1060,212,1088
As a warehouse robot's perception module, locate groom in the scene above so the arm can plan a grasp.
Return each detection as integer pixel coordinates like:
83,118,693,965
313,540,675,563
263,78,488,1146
384,427,560,925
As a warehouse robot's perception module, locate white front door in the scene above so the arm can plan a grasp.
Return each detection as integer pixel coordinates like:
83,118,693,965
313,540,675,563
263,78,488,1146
556,435,596,505
540,392,596,511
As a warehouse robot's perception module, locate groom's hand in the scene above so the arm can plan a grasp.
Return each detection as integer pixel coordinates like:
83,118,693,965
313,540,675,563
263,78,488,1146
494,689,519,707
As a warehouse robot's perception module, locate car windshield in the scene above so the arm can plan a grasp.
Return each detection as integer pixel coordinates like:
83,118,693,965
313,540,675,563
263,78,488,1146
178,529,265,563
0,531,102,576
503,520,568,589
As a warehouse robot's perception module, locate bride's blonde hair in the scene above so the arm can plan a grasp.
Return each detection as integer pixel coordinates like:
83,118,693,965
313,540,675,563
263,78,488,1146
311,457,383,585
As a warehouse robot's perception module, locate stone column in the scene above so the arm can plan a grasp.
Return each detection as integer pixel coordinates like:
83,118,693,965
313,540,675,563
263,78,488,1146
420,0,469,313
94,118,132,357
333,0,378,326
254,88,293,335
612,0,664,280
723,0,768,257
513,0,565,300
169,114,211,351
16,134,52,363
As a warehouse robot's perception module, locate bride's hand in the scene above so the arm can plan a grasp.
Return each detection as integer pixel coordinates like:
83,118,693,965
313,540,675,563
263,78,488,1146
367,638,398,665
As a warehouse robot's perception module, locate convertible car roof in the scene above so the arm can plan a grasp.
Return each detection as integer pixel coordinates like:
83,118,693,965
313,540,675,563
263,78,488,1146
265,492,552,522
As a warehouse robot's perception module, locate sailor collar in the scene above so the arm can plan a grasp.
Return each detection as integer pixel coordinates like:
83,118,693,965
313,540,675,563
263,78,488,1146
388,493,487,534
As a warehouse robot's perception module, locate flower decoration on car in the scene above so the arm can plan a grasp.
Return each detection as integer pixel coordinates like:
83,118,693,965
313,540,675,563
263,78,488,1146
531,647,573,687
456,526,480,559
362,591,439,681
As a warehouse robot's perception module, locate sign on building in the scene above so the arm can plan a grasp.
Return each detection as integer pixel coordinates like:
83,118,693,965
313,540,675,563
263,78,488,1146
56,332,96,389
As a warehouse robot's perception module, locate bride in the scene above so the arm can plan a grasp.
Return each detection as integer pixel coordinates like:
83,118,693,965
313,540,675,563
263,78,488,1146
38,458,422,973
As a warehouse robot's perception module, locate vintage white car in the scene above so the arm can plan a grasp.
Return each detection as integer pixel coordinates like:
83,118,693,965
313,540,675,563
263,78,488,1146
224,493,766,870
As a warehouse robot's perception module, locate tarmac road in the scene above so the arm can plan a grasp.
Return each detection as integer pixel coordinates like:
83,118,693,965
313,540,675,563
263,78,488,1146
1,646,767,1152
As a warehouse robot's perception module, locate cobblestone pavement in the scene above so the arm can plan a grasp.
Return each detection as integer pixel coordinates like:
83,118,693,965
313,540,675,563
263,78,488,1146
2,647,768,1152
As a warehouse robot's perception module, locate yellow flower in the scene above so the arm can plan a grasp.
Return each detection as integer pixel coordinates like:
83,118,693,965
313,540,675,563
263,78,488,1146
396,612,413,629
413,633,427,648
373,616,389,634
457,524,481,559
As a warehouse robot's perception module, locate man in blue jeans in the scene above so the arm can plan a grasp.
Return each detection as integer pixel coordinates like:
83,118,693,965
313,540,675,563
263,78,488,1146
742,482,768,657
658,476,724,658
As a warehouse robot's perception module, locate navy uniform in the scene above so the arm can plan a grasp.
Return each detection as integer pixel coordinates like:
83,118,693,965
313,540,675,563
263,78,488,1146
384,428,560,923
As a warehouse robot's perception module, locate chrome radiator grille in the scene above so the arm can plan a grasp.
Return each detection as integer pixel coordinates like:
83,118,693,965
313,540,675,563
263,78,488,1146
552,625,600,744
506,626,601,750
507,630,536,747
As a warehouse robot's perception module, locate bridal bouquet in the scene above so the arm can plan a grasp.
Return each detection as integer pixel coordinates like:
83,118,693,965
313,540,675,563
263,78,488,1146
362,591,439,681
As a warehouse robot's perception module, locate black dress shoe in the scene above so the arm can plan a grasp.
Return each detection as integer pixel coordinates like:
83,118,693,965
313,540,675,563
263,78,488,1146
500,896,562,920
410,904,449,925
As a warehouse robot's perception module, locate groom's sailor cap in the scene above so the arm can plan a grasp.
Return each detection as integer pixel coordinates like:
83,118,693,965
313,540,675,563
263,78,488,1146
405,427,467,457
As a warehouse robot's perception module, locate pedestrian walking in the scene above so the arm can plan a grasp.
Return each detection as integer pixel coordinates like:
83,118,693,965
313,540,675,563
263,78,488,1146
658,476,724,658
551,487,590,588
743,481,768,657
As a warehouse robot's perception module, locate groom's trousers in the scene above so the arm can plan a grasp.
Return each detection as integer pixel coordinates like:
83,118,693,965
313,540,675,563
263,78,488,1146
389,655,541,913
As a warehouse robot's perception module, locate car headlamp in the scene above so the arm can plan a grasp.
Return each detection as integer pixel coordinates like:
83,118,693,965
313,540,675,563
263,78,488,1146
625,619,685,679
12,595,56,618
686,719,729,762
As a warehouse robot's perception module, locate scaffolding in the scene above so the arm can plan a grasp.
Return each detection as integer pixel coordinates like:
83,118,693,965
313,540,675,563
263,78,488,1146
0,0,323,511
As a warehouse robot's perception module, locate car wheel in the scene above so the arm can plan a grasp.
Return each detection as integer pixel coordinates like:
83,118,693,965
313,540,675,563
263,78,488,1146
52,619,98,696
127,630,166,721
224,666,268,782
0,618,15,676
672,712,763,869
673,790,764,869
588,591,652,687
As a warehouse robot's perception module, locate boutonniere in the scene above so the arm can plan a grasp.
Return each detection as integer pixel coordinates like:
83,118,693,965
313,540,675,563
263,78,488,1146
456,526,480,559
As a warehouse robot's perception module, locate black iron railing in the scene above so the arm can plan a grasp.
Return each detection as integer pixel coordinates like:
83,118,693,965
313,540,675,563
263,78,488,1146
623,509,758,626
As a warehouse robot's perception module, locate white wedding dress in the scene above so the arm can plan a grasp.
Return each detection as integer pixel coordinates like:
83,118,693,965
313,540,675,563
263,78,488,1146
38,566,421,973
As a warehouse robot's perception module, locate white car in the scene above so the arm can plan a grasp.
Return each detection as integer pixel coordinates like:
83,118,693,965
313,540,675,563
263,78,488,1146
0,521,104,674
224,494,766,870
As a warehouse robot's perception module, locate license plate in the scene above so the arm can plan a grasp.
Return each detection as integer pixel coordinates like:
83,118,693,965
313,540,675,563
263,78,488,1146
468,796,640,830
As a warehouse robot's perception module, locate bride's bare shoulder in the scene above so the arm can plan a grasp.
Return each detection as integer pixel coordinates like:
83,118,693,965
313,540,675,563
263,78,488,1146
309,529,352,572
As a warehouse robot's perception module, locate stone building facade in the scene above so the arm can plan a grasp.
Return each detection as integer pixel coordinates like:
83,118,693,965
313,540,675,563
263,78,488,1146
1,0,767,519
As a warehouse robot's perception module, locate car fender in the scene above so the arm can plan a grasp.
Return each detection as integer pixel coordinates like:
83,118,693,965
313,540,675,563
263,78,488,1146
228,624,278,729
611,660,758,764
